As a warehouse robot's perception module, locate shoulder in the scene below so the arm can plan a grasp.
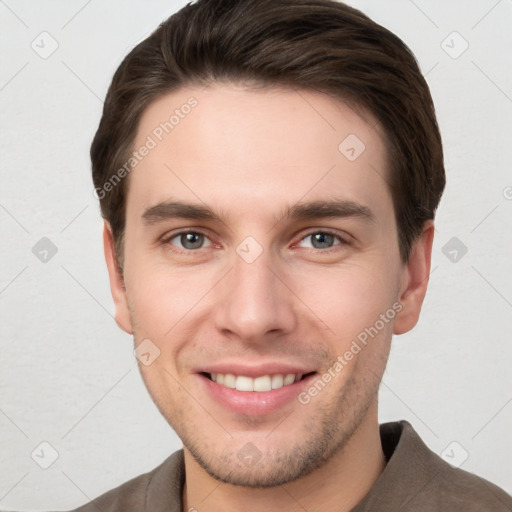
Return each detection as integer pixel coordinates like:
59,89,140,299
363,420,512,512
67,450,184,512
69,472,148,512
422,457,512,511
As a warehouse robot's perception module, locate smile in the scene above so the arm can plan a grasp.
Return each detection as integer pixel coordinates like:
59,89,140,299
198,368,317,415
207,372,307,392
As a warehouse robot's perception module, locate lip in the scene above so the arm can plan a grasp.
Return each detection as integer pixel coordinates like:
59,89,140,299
196,370,317,416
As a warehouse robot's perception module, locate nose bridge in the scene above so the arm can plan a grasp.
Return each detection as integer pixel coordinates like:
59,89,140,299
212,244,296,341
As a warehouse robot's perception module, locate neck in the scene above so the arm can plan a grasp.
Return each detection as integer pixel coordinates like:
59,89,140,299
182,400,386,512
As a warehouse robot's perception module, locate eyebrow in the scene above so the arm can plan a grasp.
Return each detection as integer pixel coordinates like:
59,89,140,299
141,199,375,225
282,199,375,223
142,201,220,224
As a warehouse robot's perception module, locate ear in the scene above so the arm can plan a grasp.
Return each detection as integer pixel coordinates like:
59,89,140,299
103,222,133,334
393,221,434,335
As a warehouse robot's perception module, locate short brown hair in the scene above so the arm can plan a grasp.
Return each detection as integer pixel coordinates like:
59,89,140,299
91,0,445,267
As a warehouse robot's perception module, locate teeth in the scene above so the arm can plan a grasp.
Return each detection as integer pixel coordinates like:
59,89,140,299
235,376,254,391
209,372,301,392
283,374,295,385
254,375,272,392
271,374,284,388
224,374,236,389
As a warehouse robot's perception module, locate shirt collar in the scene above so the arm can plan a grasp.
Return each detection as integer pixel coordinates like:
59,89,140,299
144,420,438,511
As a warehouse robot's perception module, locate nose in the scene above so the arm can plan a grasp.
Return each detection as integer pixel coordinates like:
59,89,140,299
212,247,297,344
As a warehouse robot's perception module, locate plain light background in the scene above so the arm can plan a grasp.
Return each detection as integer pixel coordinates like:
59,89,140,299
1,0,511,510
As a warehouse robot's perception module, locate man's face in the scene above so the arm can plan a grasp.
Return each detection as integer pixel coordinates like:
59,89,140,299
106,83,426,486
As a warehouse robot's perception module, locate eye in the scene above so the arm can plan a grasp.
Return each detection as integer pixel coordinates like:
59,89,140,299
297,231,347,250
166,231,212,250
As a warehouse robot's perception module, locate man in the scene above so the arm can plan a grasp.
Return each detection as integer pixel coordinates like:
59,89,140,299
73,0,512,510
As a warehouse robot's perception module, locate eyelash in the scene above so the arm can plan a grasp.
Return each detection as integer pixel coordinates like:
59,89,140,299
162,230,214,252
162,229,352,253
296,229,352,252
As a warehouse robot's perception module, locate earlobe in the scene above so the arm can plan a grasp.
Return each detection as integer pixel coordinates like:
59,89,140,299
393,221,434,335
103,222,133,335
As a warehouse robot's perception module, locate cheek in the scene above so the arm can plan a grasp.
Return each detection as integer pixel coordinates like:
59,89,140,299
124,261,213,341
293,263,398,342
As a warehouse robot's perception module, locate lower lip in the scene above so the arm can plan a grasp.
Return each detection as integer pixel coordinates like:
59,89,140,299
198,373,316,416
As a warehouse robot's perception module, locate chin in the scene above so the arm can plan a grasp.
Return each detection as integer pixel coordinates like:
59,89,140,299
191,445,328,488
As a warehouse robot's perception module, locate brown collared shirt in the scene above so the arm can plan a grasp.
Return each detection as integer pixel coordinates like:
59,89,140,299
69,420,512,511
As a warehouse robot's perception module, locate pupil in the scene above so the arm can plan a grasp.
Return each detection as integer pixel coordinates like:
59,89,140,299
312,233,334,249
181,232,203,249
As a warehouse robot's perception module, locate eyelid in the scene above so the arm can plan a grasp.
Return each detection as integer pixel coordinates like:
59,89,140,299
297,228,352,244
160,227,353,252
162,228,215,249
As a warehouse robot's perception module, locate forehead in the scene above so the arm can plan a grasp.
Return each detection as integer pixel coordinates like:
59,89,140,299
127,83,392,224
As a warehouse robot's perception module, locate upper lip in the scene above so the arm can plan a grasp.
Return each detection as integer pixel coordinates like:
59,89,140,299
195,362,316,378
